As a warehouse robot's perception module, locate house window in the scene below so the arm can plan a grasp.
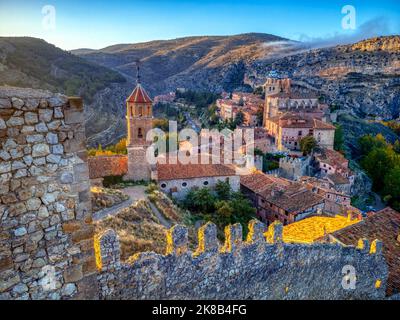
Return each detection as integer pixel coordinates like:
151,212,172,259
138,128,143,138
161,183,166,188
182,182,187,187
203,181,209,186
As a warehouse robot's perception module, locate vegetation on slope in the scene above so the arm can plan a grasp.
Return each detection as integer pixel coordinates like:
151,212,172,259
358,134,400,211
0,37,125,103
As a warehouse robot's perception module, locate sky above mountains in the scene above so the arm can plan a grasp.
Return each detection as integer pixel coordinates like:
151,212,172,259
1,0,399,50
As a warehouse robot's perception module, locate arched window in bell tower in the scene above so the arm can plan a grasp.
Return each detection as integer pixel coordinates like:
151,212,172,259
147,105,151,116
138,128,143,139
138,106,143,117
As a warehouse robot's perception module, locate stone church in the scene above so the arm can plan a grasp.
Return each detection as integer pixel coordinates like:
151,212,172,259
124,69,153,181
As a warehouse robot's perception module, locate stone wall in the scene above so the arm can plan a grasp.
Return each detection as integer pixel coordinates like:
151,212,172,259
87,155,127,180
158,175,240,200
279,156,311,181
96,221,388,300
0,87,96,299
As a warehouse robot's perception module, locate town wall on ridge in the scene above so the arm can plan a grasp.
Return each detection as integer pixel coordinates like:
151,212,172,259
96,221,388,300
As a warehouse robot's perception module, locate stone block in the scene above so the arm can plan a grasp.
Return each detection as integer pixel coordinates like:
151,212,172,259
63,265,83,283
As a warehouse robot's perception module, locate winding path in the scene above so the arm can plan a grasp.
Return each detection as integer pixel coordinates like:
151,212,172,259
92,186,172,228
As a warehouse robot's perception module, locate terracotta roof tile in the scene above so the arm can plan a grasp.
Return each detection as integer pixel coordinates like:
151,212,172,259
157,162,236,181
313,119,336,130
127,84,152,103
241,172,324,215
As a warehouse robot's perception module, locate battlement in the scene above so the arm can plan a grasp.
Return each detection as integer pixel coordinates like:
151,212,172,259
95,220,388,300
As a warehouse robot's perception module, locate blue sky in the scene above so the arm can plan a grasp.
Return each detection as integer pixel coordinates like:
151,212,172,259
0,0,399,50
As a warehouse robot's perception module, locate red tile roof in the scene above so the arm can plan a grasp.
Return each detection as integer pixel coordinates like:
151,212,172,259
316,149,348,167
157,162,237,181
313,119,336,130
240,172,324,215
330,207,400,296
127,84,152,104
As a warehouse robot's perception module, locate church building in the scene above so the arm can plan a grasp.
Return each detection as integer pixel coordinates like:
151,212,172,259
124,65,153,181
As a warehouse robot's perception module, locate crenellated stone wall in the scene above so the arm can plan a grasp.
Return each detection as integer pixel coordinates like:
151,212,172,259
95,221,388,300
0,87,96,300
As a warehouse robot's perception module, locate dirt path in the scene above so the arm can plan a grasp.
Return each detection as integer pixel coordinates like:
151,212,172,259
93,186,172,228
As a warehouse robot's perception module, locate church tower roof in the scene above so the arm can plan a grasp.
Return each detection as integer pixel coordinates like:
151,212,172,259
126,83,152,103
126,60,152,103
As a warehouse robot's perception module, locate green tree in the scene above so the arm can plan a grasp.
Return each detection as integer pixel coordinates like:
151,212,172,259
383,166,400,211
334,124,344,152
253,86,263,95
394,140,400,154
215,200,233,222
358,134,387,156
215,180,231,200
234,111,244,126
361,147,396,191
183,188,216,213
299,136,317,155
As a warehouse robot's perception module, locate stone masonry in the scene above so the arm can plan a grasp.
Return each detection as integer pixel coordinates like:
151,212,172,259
0,87,96,300
96,221,388,300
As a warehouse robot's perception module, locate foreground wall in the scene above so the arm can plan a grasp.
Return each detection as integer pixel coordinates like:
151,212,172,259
96,221,388,300
0,87,96,299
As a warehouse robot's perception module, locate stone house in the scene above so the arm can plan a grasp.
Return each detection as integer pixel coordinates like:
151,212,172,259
217,92,263,127
240,172,324,226
300,176,353,215
155,162,240,200
265,112,335,152
315,148,353,178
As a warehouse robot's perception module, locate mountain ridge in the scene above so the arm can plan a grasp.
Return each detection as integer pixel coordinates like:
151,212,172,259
0,34,399,148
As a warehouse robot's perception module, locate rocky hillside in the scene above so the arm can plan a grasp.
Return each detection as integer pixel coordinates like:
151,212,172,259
1,35,399,148
249,36,400,120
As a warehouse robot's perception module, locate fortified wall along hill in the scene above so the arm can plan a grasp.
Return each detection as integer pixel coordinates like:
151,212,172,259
0,87,389,300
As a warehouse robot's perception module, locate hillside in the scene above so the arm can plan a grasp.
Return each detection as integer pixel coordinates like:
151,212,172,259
0,37,126,103
73,33,290,94
249,36,400,120
0,35,399,148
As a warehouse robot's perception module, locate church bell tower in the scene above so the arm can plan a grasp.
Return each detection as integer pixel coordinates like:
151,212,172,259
124,61,153,181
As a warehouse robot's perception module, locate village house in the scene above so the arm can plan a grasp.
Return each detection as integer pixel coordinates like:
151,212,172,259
155,162,240,200
299,176,356,215
264,112,336,152
314,148,354,179
216,92,263,127
153,92,176,103
240,172,324,226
